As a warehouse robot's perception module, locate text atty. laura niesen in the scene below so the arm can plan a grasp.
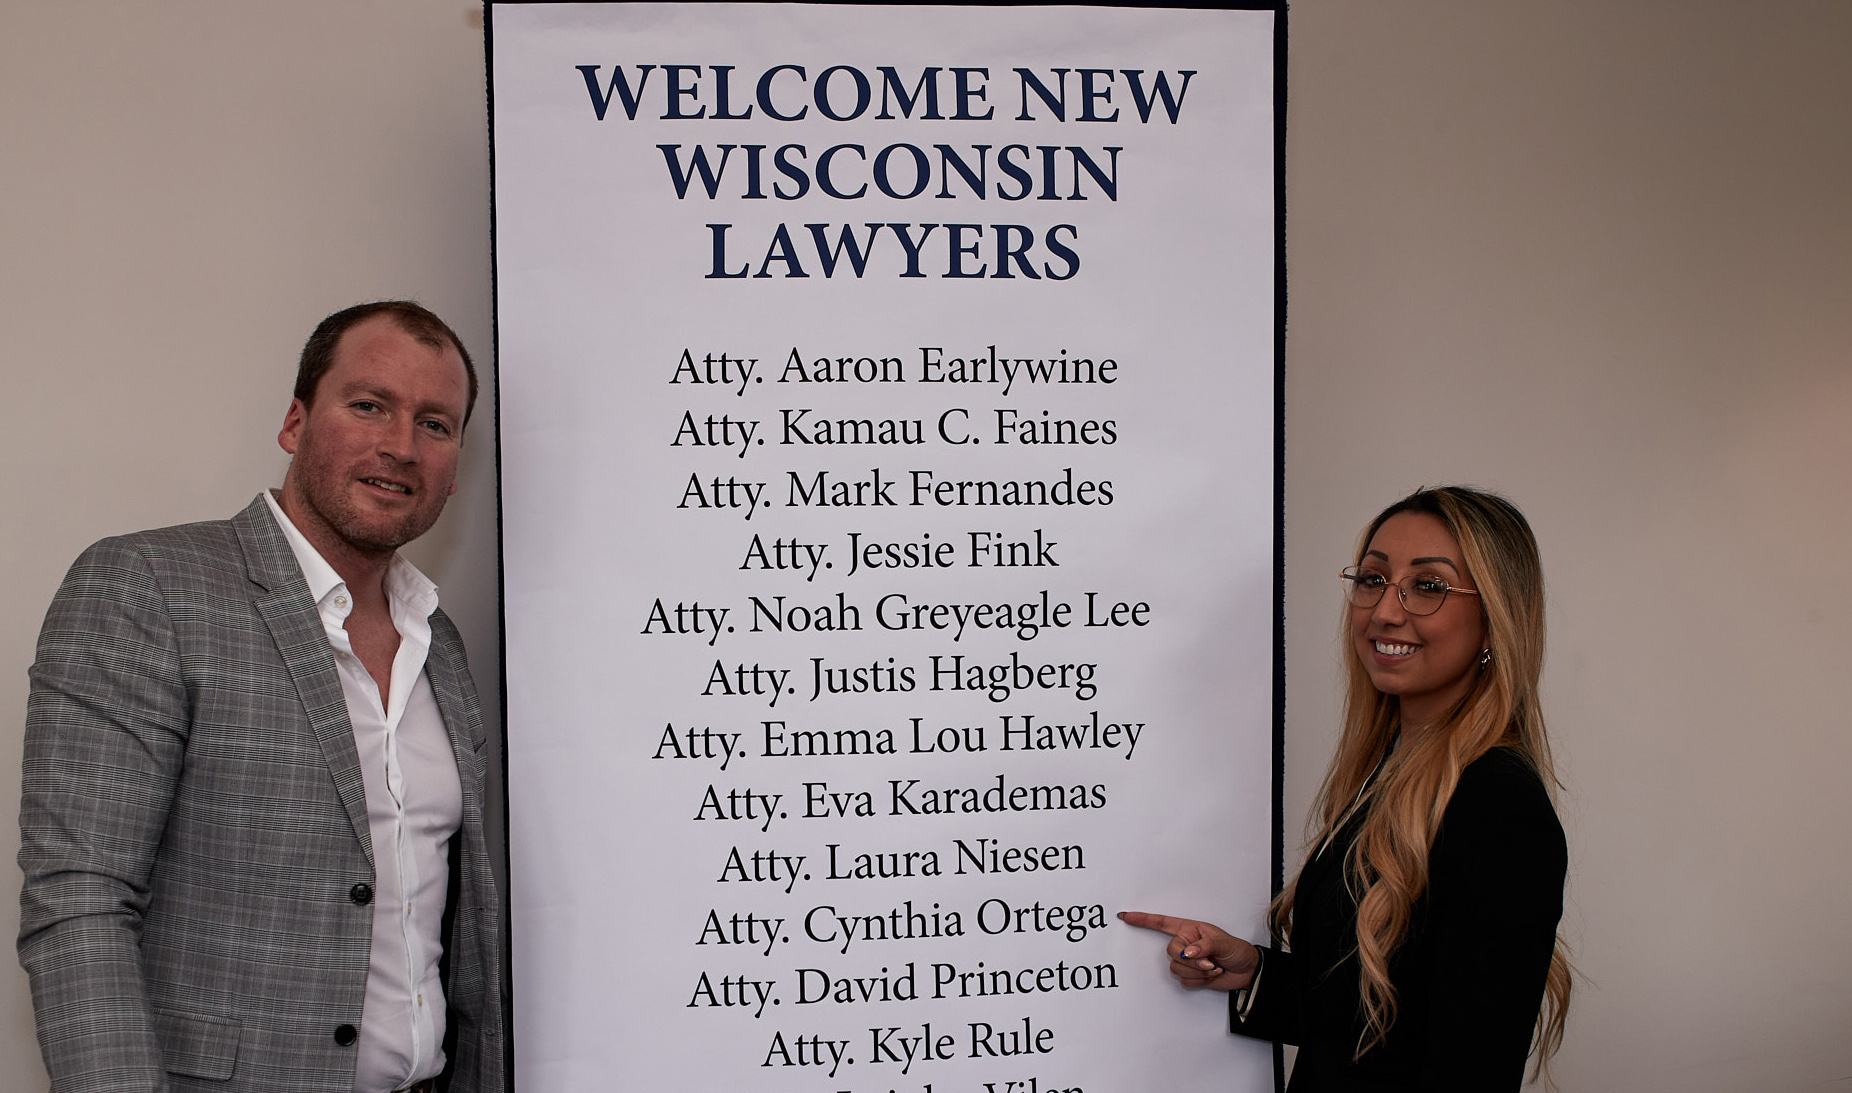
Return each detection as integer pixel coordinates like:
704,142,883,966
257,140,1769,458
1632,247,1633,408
492,6,1278,1091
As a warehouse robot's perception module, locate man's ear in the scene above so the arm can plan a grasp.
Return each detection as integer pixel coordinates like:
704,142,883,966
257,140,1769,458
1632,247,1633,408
278,398,307,455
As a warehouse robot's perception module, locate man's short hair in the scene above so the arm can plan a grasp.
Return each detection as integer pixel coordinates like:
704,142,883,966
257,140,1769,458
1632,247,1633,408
294,301,480,427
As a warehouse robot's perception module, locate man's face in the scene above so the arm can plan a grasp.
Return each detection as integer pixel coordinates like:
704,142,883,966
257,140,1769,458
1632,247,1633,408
277,315,469,559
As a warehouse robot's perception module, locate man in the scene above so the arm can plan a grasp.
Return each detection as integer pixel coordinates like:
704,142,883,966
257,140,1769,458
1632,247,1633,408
19,302,504,1093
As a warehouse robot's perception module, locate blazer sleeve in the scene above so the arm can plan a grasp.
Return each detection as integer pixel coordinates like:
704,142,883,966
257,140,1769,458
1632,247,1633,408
1416,754,1567,1091
1229,945,1304,1046
18,537,190,1092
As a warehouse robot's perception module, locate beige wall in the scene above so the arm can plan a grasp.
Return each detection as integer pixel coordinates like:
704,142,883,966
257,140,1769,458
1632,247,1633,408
0,2,504,1083
3,2,1847,1088
1282,3,1852,1087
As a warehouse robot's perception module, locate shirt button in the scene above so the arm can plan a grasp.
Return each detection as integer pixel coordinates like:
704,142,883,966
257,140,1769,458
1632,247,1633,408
349,883,374,905
334,1024,358,1046
334,594,349,608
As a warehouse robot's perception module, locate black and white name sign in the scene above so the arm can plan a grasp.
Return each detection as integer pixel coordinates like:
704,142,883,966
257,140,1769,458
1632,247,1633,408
492,4,1279,1089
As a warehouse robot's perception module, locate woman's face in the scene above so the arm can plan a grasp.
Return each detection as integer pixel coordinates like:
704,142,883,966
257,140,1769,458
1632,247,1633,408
1350,512,1488,726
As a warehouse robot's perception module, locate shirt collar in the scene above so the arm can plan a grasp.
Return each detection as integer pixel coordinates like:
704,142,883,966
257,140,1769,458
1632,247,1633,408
261,490,439,622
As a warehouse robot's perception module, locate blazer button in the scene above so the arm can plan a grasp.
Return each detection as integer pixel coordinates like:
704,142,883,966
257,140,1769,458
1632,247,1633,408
349,883,374,905
334,1024,358,1046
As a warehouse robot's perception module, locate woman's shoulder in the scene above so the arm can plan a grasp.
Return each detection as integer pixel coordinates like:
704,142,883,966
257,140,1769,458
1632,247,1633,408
1437,746,1566,864
1423,746,1568,951
1454,745,1554,806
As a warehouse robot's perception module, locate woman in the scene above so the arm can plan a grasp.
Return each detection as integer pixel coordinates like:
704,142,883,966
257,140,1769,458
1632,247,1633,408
1123,486,1571,1090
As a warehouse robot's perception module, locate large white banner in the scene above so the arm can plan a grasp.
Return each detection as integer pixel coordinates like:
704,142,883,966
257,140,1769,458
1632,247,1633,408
493,4,1278,1090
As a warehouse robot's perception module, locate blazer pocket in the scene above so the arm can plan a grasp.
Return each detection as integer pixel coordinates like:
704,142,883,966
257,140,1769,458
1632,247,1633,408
153,1007,242,1081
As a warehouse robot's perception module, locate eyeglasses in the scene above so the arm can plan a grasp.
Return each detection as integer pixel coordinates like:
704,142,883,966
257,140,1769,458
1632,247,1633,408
1339,566,1480,616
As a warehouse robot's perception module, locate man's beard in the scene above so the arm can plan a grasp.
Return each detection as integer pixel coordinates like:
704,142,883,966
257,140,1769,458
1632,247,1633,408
293,451,447,556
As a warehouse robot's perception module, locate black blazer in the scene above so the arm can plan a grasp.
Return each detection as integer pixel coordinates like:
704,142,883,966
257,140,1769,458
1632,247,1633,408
1233,747,1566,1091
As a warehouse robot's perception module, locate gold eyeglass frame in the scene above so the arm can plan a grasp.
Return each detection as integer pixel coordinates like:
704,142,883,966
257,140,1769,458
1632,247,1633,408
1339,566,1481,616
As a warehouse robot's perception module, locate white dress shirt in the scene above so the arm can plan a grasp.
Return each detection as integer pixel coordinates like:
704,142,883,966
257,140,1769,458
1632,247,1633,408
265,492,463,1093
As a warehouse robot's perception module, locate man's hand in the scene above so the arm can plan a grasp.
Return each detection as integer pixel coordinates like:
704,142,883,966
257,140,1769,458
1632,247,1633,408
1118,911,1261,992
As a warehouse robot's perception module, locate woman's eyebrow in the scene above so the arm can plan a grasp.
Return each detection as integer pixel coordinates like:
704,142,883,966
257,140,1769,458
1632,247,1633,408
1364,549,1461,572
1410,556,1460,571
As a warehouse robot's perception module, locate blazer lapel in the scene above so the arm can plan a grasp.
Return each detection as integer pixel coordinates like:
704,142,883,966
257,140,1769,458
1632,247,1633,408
424,632,482,826
233,496,375,866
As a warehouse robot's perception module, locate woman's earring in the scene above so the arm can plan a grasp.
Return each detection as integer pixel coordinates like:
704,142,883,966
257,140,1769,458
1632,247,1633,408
1479,648,1494,670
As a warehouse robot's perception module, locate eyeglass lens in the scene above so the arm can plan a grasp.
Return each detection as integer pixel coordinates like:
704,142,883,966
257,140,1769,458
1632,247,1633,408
1343,569,1452,616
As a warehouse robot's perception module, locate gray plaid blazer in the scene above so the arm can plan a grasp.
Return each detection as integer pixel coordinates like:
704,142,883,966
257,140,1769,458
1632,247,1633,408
19,496,505,1093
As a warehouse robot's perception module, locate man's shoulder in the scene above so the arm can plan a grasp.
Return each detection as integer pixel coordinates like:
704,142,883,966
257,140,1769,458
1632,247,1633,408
38,507,283,666
101,514,239,552
64,498,280,593
78,516,241,580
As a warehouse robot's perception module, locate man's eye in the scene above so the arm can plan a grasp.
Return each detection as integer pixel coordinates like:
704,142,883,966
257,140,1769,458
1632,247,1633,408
352,400,381,413
419,419,451,435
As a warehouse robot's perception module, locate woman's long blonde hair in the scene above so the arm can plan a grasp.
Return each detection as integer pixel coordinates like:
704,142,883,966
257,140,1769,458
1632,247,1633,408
1266,486,1572,1079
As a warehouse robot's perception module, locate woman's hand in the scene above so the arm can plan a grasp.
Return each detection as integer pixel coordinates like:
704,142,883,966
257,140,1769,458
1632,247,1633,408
1118,911,1261,992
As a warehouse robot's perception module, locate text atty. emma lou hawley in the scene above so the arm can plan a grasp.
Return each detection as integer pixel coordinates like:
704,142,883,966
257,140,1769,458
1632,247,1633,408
1123,486,1572,1091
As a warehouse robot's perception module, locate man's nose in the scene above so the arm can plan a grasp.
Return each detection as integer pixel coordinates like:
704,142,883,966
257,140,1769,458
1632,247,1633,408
378,414,419,461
